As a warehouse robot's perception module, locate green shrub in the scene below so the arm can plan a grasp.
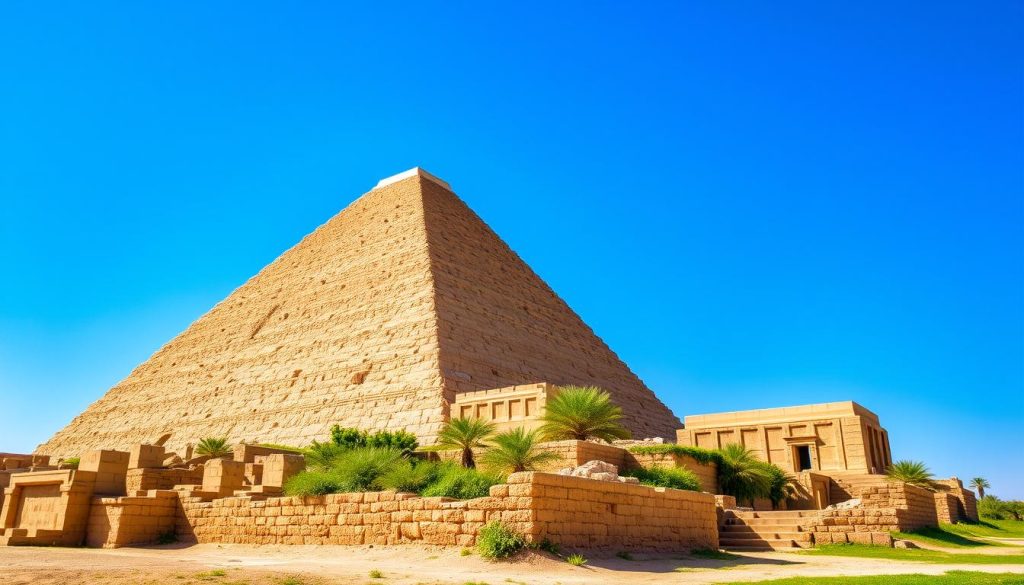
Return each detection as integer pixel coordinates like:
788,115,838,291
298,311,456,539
330,426,368,449
376,459,439,492
476,521,525,559
332,447,404,492
627,444,723,466
531,537,560,555
368,569,383,578
621,465,701,491
979,496,1024,520
328,425,419,455
61,456,80,469
421,463,504,500
283,469,345,496
305,440,347,470
367,429,419,455
257,443,305,453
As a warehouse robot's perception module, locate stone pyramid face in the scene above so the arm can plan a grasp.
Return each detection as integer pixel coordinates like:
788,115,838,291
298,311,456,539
39,170,681,457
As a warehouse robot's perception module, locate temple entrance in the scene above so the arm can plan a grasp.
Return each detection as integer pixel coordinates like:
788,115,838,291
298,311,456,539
795,445,813,471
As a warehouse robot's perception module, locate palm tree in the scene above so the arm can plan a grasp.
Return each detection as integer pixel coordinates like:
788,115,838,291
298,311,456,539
716,443,772,506
539,386,631,442
436,417,495,469
759,462,796,510
886,460,935,488
970,477,990,499
481,427,560,473
195,437,233,458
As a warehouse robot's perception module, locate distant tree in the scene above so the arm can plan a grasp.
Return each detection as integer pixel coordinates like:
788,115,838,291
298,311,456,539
539,386,631,442
195,437,233,458
436,417,495,469
970,477,991,499
886,460,935,488
481,427,559,473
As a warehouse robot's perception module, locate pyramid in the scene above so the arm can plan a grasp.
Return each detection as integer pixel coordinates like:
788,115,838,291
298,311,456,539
39,169,682,457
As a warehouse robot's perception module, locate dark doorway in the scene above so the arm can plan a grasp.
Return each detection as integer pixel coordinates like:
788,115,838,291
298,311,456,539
796,445,813,471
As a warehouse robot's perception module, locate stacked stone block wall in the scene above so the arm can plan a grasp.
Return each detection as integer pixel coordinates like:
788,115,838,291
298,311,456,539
177,472,716,551
79,450,129,496
934,492,960,524
625,452,719,494
85,490,178,548
125,467,204,493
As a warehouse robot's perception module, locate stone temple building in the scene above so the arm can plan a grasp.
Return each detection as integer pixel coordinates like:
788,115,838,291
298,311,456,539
39,168,681,459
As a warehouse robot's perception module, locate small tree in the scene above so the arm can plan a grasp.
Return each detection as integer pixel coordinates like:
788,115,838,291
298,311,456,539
539,386,631,442
481,427,559,473
970,477,990,499
886,460,935,488
195,437,233,458
436,417,495,469
716,443,771,506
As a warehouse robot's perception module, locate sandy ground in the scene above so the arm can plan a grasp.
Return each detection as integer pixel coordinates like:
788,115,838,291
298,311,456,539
3,544,1024,585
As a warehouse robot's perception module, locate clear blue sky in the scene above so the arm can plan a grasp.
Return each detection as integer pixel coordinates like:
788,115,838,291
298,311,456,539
1,3,1021,497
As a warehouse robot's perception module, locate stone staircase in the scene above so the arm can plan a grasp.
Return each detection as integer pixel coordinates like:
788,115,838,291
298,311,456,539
719,510,816,551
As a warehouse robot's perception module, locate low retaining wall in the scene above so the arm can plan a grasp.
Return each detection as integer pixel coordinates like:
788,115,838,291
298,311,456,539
86,490,178,548
125,467,204,494
807,481,938,545
625,452,718,494
177,471,717,551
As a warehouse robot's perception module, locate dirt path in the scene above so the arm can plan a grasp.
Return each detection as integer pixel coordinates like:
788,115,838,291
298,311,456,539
2,543,1024,585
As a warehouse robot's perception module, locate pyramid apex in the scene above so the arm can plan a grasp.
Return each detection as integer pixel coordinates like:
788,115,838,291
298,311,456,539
373,167,451,191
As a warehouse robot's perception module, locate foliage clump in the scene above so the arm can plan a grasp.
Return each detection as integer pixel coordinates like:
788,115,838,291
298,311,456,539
621,465,701,491
435,417,496,469
195,437,233,458
420,463,504,500
476,521,526,560
328,425,418,455
539,386,631,442
627,444,723,466
480,427,559,473
886,460,935,488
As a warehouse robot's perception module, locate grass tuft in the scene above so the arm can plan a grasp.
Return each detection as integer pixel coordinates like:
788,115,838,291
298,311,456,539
565,553,587,566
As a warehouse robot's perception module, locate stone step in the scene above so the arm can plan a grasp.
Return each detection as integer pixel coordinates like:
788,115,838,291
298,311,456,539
724,517,815,526
720,537,811,550
718,530,811,542
725,510,813,519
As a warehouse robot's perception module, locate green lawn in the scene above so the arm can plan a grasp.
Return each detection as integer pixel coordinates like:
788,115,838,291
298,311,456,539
805,544,1024,565
895,526,1005,548
713,571,1024,585
943,520,1024,540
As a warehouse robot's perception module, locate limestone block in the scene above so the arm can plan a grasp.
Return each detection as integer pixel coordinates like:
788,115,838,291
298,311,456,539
128,445,165,470
202,459,246,498
79,450,129,496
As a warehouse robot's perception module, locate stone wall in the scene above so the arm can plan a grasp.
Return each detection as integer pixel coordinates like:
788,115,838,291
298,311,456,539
807,480,938,544
177,471,716,551
625,451,718,494
934,492,960,524
125,467,204,494
85,490,178,548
